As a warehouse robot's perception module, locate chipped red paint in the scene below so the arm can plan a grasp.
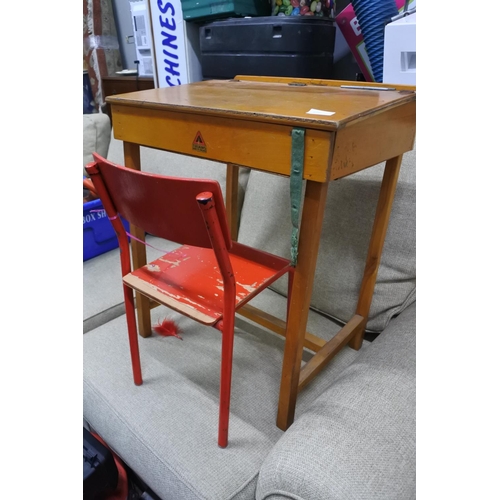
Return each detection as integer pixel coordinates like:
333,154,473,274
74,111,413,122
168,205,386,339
128,245,288,324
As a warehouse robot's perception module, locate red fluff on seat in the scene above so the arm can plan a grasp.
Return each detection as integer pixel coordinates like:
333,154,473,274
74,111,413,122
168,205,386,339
153,318,183,340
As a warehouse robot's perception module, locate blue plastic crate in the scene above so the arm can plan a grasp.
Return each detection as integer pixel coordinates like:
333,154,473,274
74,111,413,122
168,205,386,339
83,198,129,261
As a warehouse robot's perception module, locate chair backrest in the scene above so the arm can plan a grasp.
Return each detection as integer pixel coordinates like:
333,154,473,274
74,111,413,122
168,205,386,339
88,153,232,250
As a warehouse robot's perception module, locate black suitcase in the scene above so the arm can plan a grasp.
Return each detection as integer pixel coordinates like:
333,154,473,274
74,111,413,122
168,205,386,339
199,16,336,80
83,428,119,499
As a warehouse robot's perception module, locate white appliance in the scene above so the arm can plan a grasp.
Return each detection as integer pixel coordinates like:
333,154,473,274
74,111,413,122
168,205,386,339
130,1,155,77
383,12,416,85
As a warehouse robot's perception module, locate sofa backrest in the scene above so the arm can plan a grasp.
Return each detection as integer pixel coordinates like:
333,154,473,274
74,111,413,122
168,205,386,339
237,147,416,332
103,127,415,332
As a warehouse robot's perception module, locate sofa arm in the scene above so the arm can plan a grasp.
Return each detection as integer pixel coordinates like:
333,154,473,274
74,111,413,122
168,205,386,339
83,113,111,176
257,302,416,500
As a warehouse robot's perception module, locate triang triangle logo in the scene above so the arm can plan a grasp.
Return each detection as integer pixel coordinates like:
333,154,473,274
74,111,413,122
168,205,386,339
192,131,207,152
194,132,205,145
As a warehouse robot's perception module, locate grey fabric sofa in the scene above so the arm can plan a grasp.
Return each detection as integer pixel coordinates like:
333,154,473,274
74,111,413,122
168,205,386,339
83,113,416,500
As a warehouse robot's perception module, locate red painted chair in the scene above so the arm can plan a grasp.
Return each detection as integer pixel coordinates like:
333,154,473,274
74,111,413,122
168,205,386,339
86,154,293,448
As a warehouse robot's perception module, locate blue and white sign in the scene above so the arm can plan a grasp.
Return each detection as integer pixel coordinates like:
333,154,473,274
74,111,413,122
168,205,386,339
149,0,189,86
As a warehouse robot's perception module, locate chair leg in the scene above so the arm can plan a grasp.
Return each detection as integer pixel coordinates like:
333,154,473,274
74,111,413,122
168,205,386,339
218,315,235,448
123,284,143,385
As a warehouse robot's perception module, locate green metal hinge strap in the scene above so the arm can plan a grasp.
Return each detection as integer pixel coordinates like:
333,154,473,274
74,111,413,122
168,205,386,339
290,127,305,266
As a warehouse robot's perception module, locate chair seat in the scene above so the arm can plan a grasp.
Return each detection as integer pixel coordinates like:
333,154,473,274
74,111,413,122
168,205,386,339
123,243,290,326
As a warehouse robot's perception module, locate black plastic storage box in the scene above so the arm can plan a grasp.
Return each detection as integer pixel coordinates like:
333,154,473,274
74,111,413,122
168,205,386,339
199,16,336,79
83,428,119,499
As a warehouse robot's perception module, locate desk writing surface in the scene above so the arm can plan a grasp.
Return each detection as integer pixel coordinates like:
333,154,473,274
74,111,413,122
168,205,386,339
106,79,415,132
106,79,416,181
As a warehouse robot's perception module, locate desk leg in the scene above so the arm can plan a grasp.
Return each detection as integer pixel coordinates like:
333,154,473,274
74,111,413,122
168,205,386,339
225,164,239,240
124,142,152,338
350,154,403,350
276,180,329,431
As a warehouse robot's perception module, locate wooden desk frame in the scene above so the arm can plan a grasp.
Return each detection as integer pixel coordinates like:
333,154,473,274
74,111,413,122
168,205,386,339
107,76,416,431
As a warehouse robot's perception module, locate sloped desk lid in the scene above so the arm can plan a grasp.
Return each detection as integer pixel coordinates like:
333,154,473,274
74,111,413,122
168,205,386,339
106,79,416,131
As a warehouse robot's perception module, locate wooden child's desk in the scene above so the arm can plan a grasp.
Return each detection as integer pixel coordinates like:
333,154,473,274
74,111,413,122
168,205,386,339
106,76,416,431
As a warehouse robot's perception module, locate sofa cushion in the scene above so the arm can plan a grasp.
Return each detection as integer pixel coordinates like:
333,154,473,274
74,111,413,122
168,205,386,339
83,291,365,500
256,302,416,500
237,147,416,332
83,113,111,175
